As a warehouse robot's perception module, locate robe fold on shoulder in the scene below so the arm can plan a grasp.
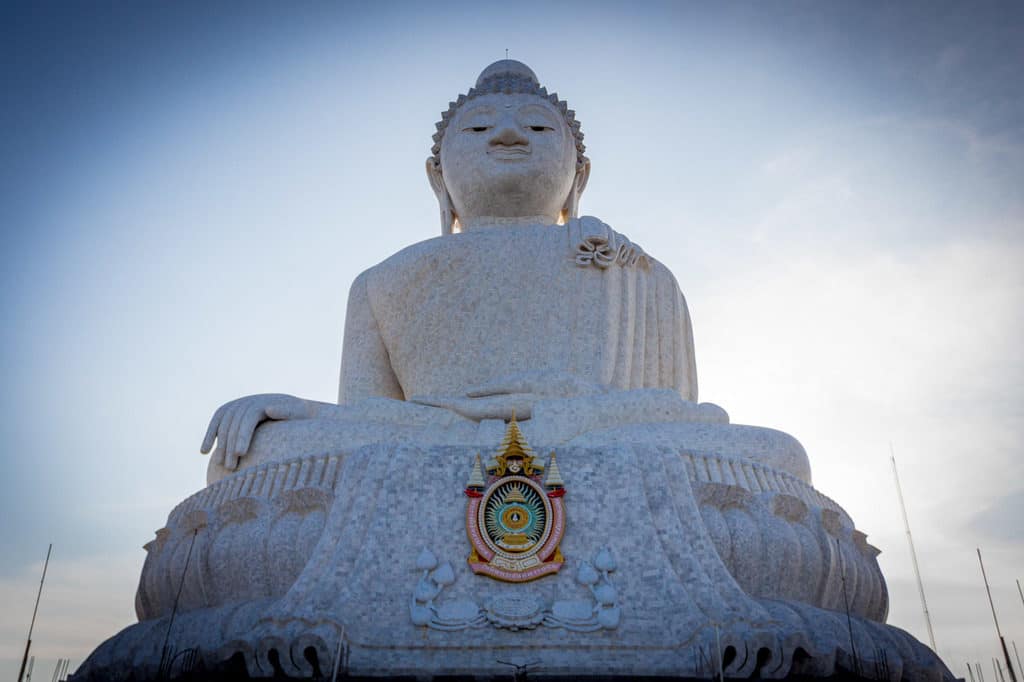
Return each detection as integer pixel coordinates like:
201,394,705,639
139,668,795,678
341,221,697,404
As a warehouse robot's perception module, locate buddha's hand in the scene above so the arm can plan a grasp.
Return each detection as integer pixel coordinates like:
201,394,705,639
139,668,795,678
200,393,318,470
410,370,606,421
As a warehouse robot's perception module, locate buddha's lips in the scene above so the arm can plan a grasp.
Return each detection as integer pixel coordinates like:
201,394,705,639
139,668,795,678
489,147,529,158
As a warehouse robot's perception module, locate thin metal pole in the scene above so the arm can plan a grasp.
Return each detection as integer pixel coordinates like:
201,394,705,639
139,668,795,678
1014,641,1022,681
978,662,986,682
891,449,937,652
837,537,861,677
25,656,34,682
981,549,1005,633
158,529,199,679
978,548,1018,682
331,626,345,682
18,544,52,682
1017,580,1023,610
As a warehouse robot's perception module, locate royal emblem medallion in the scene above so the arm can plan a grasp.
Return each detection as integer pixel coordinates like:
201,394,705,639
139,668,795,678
464,416,566,582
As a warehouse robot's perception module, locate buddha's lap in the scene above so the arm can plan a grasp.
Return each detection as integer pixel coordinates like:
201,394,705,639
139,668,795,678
207,404,811,486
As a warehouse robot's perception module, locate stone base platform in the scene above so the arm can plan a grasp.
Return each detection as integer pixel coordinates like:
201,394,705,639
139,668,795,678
72,672,953,682
73,443,955,682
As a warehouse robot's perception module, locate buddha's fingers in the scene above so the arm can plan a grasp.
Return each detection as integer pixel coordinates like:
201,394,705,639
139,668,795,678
225,403,255,464
233,402,267,459
407,395,450,409
211,404,236,466
223,449,240,471
212,427,228,467
200,403,228,454
464,369,572,397
465,377,533,397
218,401,245,464
264,400,311,421
413,394,535,421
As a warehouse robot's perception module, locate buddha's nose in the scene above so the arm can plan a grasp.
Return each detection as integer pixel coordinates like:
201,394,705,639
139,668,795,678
489,122,528,147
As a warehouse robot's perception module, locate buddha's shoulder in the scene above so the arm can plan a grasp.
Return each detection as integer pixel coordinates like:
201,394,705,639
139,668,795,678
358,225,567,279
350,223,683,296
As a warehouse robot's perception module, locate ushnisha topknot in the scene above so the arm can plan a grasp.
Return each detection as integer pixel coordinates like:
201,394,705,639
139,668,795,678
430,59,588,172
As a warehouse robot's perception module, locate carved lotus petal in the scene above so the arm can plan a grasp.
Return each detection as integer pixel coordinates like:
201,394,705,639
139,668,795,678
416,548,438,571
594,583,617,606
577,561,599,586
551,599,595,622
414,580,441,603
597,606,621,629
410,603,432,626
431,562,455,586
594,547,617,572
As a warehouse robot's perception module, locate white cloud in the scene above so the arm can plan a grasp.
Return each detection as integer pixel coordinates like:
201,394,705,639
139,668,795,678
969,490,1024,546
690,233,1024,656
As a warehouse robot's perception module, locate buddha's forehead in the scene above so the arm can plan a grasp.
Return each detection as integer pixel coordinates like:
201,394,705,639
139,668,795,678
453,93,565,124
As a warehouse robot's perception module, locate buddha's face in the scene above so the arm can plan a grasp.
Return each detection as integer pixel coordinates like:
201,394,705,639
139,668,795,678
440,93,578,224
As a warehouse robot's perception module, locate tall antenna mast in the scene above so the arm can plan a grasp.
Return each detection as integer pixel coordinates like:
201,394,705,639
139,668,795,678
18,544,52,682
890,447,937,651
978,548,1018,682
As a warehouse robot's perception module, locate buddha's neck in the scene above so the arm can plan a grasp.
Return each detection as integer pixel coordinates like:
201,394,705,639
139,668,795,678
457,215,557,232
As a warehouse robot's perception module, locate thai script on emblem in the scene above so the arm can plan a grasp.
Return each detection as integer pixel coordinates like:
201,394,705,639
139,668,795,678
464,417,566,582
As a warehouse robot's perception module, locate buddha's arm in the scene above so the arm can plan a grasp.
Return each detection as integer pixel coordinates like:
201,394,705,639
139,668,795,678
200,272,404,472
338,270,404,404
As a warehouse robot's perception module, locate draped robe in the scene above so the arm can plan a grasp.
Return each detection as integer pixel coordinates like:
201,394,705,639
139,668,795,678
339,221,697,407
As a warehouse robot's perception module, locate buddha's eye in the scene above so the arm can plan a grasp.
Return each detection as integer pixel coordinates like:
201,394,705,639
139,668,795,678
464,126,491,132
529,125,553,132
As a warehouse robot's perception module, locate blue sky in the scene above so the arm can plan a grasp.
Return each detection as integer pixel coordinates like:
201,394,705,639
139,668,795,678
1,1,1022,678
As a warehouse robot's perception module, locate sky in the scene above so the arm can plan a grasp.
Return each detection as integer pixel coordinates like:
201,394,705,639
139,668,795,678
1,1,1022,678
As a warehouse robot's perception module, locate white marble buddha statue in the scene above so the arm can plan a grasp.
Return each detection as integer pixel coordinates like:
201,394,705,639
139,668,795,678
77,60,953,682
200,60,807,486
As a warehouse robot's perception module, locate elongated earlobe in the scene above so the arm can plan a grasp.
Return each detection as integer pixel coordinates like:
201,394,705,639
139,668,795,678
425,158,457,235
561,158,591,223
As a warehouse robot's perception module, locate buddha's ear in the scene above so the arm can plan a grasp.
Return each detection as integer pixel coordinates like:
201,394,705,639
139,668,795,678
425,158,457,235
560,158,591,223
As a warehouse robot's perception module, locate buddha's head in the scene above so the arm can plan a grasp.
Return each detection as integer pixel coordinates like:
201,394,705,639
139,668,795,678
427,60,591,234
